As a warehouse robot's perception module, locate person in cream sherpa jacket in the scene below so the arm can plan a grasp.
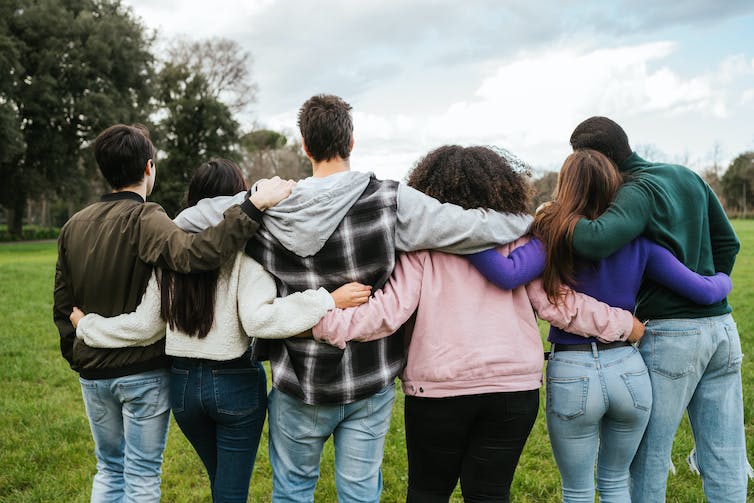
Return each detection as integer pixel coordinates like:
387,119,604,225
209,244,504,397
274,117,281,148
71,159,369,503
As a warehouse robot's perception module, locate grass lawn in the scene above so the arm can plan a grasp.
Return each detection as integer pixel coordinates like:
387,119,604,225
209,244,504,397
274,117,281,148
1,222,753,502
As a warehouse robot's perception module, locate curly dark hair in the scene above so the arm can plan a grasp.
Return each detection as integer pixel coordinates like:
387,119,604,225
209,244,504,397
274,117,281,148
570,116,632,166
406,145,532,214
297,94,353,162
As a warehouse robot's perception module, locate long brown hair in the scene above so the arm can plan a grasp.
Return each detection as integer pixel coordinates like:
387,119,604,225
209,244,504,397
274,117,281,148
530,149,623,303
158,159,248,338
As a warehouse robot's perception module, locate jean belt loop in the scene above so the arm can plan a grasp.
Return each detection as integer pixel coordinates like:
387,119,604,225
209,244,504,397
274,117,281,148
591,342,599,358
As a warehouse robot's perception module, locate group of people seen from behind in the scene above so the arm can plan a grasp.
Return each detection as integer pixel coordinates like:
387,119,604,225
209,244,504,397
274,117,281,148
54,94,746,503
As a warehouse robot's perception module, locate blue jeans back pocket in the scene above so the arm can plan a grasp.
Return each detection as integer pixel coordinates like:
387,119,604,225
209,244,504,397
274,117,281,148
645,325,701,379
170,367,190,413
214,367,262,416
546,376,588,420
621,368,652,411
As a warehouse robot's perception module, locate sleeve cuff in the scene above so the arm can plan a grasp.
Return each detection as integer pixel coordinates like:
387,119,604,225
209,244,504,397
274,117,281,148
239,198,264,223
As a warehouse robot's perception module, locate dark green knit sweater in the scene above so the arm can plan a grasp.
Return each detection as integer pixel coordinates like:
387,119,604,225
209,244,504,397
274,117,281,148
572,153,739,320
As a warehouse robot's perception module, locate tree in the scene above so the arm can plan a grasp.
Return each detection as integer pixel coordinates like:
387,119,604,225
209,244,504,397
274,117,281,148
150,61,240,217
1,0,154,236
720,152,754,217
530,171,558,213
165,37,256,114
240,129,311,182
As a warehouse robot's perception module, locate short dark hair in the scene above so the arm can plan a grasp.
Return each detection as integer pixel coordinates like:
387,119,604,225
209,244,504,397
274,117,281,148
406,145,532,214
297,94,353,162
569,116,632,166
93,124,156,189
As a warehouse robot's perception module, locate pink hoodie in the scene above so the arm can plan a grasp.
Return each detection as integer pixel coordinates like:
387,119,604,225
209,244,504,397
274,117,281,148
313,237,634,398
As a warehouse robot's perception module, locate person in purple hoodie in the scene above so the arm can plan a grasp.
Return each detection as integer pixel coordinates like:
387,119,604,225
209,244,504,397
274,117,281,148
469,148,732,503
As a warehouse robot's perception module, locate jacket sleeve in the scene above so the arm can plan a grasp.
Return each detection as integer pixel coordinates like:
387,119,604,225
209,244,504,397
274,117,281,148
237,257,335,339
706,187,740,275
572,183,653,260
53,234,77,368
525,278,634,342
395,184,532,254
643,240,732,304
172,191,246,232
312,252,425,349
466,238,545,290
75,272,167,348
138,200,262,273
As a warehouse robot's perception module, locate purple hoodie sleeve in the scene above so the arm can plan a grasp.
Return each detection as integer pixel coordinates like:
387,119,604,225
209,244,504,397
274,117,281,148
466,238,546,290
643,240,732,305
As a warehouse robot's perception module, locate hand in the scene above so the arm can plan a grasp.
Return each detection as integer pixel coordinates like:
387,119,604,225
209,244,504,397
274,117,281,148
70,307,85,329
331,282,372,309
249,176,296,210
626,317,645,344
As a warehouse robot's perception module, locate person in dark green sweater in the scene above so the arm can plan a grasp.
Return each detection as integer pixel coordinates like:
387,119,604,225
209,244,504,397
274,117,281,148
569,116,746,502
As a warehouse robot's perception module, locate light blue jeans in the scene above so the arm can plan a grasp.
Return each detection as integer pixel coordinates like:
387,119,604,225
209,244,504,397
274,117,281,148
546,344,651,503
630,314,747,503
79,368,171,503
268,384,396,503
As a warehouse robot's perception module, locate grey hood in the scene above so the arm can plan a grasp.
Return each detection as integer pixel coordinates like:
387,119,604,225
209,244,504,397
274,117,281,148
261,171,373,257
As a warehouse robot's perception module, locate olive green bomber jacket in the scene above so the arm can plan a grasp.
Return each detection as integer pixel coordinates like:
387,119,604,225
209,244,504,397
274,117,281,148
53,191,262,379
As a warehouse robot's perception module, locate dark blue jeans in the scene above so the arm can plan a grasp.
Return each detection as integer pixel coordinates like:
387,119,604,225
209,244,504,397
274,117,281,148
170,354,267,503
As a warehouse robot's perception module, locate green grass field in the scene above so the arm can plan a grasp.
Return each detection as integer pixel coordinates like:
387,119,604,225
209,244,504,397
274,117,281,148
1,222,753,502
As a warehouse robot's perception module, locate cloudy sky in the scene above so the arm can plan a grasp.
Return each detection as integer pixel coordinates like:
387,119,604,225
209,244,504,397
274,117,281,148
123,0,754,180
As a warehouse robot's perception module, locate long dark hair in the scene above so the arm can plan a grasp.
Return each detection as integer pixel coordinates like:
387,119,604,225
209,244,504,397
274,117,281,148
158,159,248,338
530,149,623,303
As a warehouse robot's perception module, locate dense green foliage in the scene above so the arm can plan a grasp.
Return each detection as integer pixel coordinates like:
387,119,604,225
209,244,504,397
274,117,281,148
721,151,754,217
0,224,59,241
0,0,154,236
1,222,753,501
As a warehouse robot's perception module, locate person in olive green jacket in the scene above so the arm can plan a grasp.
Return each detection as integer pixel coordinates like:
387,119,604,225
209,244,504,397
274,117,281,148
569,116,746,503
52,124,293,503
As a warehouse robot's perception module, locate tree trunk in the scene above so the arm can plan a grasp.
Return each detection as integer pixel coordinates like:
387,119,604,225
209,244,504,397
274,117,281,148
8,195,25,238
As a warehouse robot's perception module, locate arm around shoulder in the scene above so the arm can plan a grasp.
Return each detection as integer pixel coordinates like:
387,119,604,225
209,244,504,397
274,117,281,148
394,183,532,254
526,278,634,342
572,184,651,260
138,201,262,273
236,256,335,339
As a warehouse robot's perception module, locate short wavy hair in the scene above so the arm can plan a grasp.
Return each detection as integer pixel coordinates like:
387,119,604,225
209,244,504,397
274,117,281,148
406,145,532,214
297,94,353,162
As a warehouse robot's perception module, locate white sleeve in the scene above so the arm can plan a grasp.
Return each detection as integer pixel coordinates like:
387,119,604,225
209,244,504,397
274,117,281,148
394,183,533,254
76,272,167,348
173,191,246,232
237,257,335,339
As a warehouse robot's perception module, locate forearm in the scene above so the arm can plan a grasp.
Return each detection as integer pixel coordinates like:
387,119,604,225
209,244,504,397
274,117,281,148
242,288,335,339
140,201,262,273
173,191,245,232
395,184,532,253
572,186,650,260
645,241,733,304
77,314,166,348
526,279,634,342
75,274,166,348
313,253,423,349
467,238,545,290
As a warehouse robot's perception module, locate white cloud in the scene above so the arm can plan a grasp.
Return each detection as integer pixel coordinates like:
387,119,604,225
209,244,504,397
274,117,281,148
344,42,754,177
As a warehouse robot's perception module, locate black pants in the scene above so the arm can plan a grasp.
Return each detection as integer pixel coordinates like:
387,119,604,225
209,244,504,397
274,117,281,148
404,389,539,503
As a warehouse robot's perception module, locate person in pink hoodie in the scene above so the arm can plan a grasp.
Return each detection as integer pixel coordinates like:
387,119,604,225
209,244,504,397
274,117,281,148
313,145,645,503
